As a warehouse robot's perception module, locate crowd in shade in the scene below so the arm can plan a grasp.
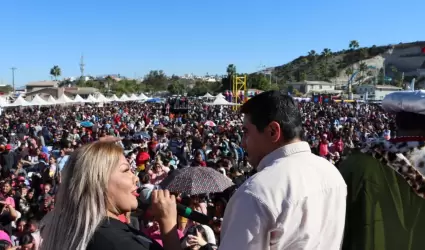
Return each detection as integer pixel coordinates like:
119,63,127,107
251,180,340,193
0,92,402,249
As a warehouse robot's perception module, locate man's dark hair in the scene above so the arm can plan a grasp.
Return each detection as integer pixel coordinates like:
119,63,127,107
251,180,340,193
240,90,302,142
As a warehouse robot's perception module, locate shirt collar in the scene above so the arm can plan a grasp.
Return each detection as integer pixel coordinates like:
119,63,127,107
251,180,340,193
257,141,311,172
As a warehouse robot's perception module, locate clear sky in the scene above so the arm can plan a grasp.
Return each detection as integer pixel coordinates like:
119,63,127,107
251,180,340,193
0,0,422,87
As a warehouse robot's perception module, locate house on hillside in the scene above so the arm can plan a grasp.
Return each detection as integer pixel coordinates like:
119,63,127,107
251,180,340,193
355,84,402,101
288,81,337,94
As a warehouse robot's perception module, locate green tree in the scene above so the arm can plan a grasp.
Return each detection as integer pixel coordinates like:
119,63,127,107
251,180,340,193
321,48,332,79
167,81,185,95
0,85,13,94
50,65,61,81
143,70,168,91
246,73,270,90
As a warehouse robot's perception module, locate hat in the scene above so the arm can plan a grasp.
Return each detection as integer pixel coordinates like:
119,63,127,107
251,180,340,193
0,230,11,245
5,144,11,150
382,90,425,114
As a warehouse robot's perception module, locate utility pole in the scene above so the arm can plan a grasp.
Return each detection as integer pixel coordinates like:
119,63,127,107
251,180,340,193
10,67,17,93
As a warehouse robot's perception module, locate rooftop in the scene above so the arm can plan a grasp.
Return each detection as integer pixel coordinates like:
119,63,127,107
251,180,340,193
26,80,58,87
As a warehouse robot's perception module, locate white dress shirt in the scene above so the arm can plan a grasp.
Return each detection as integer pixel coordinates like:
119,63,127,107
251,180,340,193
220,141,347,250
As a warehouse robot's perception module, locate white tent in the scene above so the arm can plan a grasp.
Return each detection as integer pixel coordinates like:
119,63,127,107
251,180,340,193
9,96,30,106
86,94,98,103
215,93,225,99
56,94,73,104
203,93,214,98
72,94,87,103
120,94,130,102
30,94,49,106
129,94,139,101
47,96,57,105
109,94,120,102
205,96,240,106
96,93,110,103
0,97,9,107
138,93,149,100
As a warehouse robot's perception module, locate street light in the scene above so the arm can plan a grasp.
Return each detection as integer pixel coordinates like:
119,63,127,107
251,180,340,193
10,67,17,93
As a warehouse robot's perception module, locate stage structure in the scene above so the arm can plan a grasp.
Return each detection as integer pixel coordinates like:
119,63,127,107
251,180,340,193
232,74,247,109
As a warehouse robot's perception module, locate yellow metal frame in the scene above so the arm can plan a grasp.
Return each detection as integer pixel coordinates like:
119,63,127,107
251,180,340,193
232,75,247,109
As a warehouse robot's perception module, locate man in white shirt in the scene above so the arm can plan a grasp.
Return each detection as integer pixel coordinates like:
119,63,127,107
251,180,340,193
220,91,347,250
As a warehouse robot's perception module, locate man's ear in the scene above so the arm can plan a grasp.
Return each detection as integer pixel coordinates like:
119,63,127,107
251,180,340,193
267,121,281,143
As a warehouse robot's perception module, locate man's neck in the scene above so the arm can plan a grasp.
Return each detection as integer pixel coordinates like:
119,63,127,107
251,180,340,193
266,138,302,156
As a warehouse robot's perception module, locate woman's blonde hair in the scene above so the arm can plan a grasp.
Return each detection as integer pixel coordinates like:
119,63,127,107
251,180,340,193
40,141,123,250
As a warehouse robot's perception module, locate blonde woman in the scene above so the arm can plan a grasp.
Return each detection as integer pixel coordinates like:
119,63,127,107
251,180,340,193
40,140,181,250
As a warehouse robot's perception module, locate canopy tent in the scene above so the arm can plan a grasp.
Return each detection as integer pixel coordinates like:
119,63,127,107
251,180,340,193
138,93,149,100
109,94,120,102
205,96,240,106
120,94,130,102
55,94,73,104
215,93,225,99
0,97,9,107
95,93,110,103
129,94,139,101
30,94,49,106
86,94,98,103
47,96,57,105
203,93,214,98
145,98,163,103
72,94,87,103
9,96,30,106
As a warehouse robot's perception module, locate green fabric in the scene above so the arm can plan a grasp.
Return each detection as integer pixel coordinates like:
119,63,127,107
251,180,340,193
340,152,425,250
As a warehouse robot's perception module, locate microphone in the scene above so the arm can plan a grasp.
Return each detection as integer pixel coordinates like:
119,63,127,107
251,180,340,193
137,187,211,225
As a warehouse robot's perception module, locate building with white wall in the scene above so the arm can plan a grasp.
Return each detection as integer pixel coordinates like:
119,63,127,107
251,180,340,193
355,84,402,101
288,81,338,94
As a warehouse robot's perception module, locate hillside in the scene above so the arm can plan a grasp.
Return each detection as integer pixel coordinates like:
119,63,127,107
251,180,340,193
270,41,425,88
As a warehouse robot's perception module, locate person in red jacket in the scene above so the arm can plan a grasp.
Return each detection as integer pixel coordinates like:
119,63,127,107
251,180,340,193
136,144,150,173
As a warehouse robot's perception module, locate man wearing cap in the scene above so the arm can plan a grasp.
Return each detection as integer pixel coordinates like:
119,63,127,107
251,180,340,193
340,90,425,249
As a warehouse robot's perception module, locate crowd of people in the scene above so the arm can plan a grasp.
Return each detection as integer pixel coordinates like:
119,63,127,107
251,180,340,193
0,93,397,249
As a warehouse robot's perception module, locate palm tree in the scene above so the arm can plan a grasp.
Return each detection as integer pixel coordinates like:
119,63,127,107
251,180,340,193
349,40,359,51
345,68,354,96
359,62,368,85
50,65,61,81
226,64,236,90
321,48,332,79
307,50,318,80
105,75,115,93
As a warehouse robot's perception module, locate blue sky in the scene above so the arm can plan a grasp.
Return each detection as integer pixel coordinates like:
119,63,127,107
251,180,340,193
0,0,422,87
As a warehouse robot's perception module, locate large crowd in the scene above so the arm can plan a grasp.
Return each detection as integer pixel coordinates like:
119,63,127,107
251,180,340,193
0,96,393,249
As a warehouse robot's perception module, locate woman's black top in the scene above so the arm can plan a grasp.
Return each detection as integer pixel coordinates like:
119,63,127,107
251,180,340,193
87,217,164,250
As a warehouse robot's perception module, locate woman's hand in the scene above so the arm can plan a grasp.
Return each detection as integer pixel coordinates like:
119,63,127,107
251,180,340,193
187,229,208,247
150,190,177,229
